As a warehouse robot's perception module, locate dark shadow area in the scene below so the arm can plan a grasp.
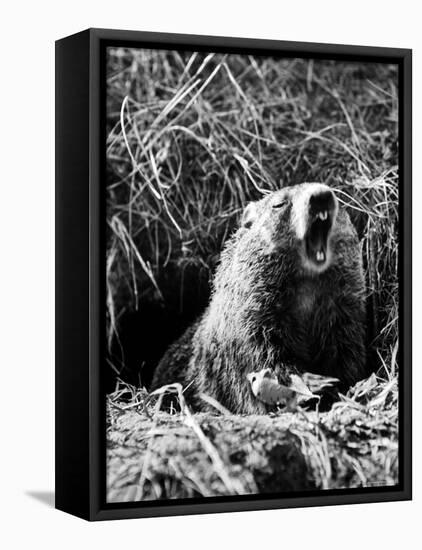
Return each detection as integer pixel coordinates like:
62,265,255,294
26,491,55,508
106,265,211,392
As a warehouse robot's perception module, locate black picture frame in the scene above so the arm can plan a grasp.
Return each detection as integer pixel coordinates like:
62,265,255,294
55,28,412,521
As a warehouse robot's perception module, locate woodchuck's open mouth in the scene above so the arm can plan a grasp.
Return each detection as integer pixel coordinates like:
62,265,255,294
305,214,332,265
304,190,336,268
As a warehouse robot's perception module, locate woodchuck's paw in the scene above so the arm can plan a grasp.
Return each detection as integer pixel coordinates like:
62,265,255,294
247,369,319,411
300,373,340,394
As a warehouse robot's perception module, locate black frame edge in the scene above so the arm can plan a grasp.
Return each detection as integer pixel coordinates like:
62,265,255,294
89,28,103,521
87,27,411,59
92,489,410,521
55,29,92,521
401,49,412,501
55,28,412,521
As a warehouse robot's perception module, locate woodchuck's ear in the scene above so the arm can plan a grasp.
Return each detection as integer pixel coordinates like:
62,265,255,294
241,202,258,229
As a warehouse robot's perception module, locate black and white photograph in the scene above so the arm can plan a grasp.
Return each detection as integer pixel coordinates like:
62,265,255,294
104,44,403,503
3,0,421,543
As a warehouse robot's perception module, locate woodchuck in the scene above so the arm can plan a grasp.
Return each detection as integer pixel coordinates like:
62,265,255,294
151,183,367,414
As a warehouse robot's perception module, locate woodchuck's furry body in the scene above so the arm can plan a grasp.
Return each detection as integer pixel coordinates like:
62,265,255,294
151,183,366,414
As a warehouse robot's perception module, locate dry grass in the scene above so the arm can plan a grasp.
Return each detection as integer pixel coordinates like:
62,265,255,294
105,47,399,500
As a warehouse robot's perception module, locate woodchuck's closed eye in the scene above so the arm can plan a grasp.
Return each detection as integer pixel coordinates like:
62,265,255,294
151,183,366,414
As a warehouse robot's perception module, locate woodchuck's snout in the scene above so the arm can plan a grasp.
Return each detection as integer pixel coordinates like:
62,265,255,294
151,182,367,414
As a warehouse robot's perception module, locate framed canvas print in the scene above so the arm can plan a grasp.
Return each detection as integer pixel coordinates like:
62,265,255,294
55,28,412,521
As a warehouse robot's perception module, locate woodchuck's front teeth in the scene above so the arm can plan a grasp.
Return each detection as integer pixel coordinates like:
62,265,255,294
318,211,328,221
316,250,325,262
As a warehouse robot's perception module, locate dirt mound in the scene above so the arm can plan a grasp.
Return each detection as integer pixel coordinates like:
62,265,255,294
107,375,398,502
